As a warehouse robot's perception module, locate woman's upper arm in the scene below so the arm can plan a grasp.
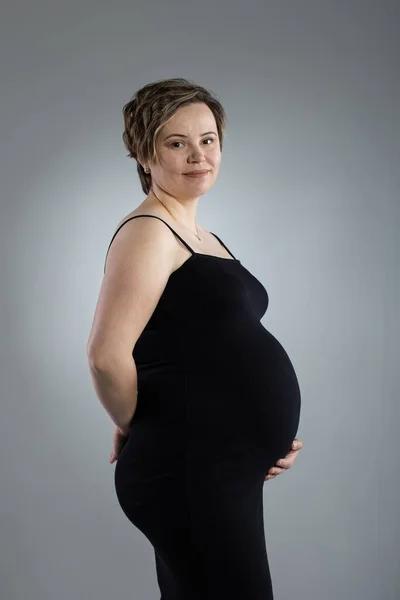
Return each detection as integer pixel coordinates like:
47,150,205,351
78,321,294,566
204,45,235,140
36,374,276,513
86,217,178,367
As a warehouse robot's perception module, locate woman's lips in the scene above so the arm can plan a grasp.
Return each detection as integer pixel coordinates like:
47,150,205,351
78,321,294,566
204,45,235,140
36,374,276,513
184,171,209,178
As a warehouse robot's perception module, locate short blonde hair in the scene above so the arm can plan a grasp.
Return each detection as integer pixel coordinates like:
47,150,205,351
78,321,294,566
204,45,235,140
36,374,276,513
122,78,227,194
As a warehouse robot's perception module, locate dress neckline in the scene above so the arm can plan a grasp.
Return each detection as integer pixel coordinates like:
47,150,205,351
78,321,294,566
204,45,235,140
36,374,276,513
193,252,239,261
170,252,241,279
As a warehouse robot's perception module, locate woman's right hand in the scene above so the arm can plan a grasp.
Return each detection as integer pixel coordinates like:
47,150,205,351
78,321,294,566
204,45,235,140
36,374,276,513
109,426,130,464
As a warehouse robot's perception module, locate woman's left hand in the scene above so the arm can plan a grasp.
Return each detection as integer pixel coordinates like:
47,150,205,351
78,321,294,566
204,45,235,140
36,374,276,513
265,437,303,481
109,426,130,464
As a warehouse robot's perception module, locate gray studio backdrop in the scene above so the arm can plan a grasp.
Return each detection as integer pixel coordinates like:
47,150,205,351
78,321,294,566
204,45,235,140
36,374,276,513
1,1,398,599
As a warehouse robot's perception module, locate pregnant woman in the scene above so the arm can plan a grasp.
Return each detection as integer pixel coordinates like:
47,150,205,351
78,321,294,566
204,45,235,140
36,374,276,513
87,78,303,599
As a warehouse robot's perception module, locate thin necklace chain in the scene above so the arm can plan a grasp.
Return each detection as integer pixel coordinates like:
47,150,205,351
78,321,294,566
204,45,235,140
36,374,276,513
149,189,202,241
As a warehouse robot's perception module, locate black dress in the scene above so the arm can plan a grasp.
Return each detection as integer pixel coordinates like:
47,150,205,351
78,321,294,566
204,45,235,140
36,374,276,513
105,215,301,600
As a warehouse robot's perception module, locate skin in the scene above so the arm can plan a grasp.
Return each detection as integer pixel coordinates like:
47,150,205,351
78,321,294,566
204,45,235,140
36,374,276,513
109,101,304,478
139,101,223,232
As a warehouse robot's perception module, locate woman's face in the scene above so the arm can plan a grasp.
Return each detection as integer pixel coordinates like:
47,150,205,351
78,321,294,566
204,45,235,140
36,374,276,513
148,102,222,201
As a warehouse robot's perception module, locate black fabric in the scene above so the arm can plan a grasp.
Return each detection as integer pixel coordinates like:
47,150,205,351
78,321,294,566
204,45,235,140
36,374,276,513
109,215,301,599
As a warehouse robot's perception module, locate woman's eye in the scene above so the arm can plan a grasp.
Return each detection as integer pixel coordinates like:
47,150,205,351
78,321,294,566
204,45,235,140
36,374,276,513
171,138,214,148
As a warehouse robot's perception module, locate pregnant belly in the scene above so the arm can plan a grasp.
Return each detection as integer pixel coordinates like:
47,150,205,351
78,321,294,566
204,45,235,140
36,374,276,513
128,325,301,476
186,326,302,465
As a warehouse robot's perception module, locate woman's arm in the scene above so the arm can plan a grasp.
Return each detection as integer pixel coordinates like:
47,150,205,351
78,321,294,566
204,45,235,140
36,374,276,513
87,354,138,435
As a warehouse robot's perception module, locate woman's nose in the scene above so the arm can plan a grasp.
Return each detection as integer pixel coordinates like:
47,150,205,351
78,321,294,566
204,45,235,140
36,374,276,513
189,151,205,162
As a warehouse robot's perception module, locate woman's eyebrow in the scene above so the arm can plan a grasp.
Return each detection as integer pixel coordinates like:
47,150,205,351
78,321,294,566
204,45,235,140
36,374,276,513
163,131,217,140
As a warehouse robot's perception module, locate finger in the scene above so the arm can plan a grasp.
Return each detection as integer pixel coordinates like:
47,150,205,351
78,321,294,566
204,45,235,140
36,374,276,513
285,447,299,458
275,458,292,469
265,468,285,480
269,467,286,475
265,470,282,480
292,438,303,450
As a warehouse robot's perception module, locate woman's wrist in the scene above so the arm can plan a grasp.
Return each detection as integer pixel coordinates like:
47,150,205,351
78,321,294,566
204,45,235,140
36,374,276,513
117,424,131,437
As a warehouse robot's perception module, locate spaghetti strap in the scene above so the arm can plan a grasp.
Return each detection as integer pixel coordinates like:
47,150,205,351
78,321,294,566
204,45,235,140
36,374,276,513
103,214,196,274
210,232,237,260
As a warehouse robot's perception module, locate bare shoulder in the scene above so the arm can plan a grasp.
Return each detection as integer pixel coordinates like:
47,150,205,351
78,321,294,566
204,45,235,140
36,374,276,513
113,207,154,232
105,207,186,277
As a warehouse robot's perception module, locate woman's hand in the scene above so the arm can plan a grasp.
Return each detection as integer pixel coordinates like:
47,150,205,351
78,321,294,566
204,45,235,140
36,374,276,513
265,437,303,481
109,426,130,464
